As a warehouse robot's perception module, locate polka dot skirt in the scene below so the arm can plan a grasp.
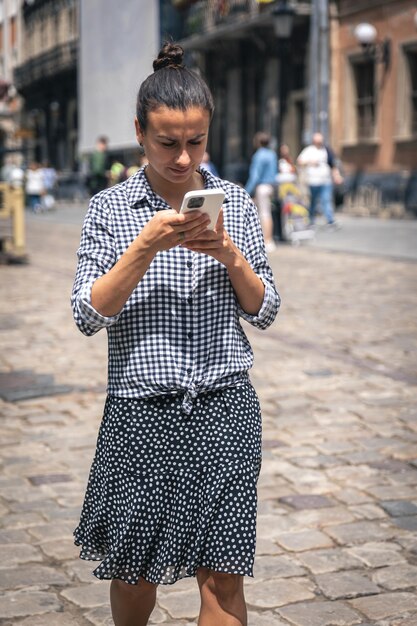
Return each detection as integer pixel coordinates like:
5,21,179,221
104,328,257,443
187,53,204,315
74,382,262,586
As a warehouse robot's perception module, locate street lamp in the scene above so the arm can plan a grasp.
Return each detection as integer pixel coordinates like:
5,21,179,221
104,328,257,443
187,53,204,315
272,0,295,39
354,22,391,71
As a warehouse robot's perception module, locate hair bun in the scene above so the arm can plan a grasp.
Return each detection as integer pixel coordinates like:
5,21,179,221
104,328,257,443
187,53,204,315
153,43,184,71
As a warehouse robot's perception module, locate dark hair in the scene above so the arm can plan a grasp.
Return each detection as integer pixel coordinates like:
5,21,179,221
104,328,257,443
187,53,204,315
254,132,271,149
136,42,214,130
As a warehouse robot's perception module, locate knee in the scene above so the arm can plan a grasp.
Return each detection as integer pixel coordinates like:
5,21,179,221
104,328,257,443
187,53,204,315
204,571,243,604
111,576,157,599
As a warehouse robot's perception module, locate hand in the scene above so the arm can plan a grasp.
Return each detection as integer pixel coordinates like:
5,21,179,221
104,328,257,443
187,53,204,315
139,209,211,253
180,209,238,266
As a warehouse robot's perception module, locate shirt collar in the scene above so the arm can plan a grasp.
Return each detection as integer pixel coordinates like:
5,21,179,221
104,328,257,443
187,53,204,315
125,165,231,209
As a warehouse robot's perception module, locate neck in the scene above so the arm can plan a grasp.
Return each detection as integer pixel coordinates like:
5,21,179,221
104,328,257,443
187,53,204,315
145,166,205,210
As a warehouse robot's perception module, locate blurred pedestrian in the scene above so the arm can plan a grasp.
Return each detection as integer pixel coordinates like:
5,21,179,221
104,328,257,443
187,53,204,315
296,132,343,228
87,136,111,196
245,132,278,252
277,144,297,183
25,162,44,213
71,41,280,626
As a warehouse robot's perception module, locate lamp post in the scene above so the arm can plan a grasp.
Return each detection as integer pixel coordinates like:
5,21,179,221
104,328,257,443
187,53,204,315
353,22,391,72
306,0,330,144
272,0,295,146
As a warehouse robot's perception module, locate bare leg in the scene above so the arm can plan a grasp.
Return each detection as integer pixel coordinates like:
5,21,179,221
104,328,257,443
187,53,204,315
197,568,247,626
110,577,157,626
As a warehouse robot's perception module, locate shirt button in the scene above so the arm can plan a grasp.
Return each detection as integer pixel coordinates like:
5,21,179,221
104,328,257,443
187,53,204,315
187,367,192,374
187,331,193,339
187,261,192,268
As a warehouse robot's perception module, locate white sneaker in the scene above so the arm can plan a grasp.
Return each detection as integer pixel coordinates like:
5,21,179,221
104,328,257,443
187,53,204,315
265,241,277,253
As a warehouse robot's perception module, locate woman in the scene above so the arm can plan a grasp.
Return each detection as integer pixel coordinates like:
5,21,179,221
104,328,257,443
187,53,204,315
72,43,280,626
244,132,278,253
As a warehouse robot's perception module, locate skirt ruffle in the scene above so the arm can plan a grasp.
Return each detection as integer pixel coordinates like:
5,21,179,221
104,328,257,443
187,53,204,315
74,385,262,585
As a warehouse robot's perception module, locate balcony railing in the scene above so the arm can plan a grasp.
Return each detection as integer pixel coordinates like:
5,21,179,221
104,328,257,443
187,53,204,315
13,40,77,91
163,0,267,40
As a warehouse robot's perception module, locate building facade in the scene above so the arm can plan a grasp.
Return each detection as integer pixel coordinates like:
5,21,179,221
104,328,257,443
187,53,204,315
0,0,24,168
331,0,417,213
161,0,313,183
13,0,79,171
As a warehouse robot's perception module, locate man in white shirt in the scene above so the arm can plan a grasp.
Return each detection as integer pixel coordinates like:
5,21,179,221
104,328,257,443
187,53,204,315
297,132,343,227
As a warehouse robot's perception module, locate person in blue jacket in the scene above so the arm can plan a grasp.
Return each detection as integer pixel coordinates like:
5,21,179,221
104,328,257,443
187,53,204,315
245,132,278,252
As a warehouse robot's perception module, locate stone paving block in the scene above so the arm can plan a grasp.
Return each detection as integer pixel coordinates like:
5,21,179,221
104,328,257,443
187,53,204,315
0,591,62,619
349,592,417,620
84,605,115,626
372,564,417,591
335,488,374,505
278,599,362,626
245,577,315,608
257,514,296,539
279,494,336,510
255,537,282,555
61,582,111,608
289,506,356,528
65,559,99,583
0,528,30,543
392,516,417,531
0,542,43,566
297,547,363,574
276,529,334,552
325,520,396,545
28,522,75,542
350,503,388,520
247,611,289,625
381,501,417,517
158,588,201,619
254,555,306,579
18,614,82,626
0,565,69,589
28,473,74,486
365,485,417,500
347,542,407,568
390,616,417,626
315,570,380,600
1,511,46,528
40,537,79,561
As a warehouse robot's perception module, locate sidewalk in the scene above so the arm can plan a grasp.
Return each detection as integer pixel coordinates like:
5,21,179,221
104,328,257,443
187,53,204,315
1,207,417,625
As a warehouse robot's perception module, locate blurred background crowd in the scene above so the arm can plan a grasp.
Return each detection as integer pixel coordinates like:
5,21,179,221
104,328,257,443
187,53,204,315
0,0,415,222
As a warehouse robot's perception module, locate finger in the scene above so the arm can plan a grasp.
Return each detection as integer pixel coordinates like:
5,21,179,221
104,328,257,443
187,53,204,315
215,208,224,230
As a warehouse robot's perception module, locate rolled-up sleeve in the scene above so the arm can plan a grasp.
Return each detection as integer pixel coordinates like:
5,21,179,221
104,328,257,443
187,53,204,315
237,195,281,330
71,195,121,336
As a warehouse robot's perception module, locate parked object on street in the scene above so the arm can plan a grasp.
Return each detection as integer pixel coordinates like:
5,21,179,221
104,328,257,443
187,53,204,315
0,181,28,263
280,181,315,245
71,41,280,625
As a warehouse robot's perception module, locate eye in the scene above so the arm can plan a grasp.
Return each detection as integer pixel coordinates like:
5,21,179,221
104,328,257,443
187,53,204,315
189,140,203,146
161,142,176,148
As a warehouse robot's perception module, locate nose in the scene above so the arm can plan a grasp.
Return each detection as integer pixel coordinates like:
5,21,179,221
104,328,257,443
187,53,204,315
176,148,191,167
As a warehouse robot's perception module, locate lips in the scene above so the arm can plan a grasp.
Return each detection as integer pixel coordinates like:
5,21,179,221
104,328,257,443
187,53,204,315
170,167,191,175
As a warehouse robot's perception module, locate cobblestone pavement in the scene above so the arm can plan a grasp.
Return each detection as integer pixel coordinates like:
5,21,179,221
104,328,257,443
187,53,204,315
1,209,417,626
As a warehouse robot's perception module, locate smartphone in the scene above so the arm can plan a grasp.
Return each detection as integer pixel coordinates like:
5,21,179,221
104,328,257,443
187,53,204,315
180,189,225,230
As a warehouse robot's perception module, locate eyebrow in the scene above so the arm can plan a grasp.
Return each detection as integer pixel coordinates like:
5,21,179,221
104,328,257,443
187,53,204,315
157,133,207,141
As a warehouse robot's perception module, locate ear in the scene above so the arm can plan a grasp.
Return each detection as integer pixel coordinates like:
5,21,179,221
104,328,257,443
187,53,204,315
134,117,144,146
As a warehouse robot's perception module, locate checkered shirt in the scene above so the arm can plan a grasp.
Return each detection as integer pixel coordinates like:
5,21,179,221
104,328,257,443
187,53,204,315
72,167,280,413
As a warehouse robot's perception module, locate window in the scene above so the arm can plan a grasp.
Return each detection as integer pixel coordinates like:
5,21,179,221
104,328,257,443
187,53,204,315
405,49,417,135
352,59,376,139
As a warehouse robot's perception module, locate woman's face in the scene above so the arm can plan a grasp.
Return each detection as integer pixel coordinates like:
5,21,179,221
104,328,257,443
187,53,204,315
135,106,210,186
